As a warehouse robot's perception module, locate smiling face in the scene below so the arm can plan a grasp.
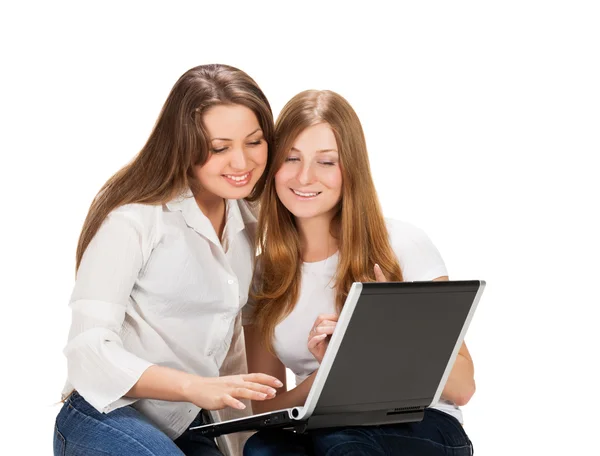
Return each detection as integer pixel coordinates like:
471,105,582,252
275,122,342,221
194,104,268,201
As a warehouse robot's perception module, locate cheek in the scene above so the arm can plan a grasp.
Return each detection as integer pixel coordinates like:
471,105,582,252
274,167,293,196
274,166,292,186
274,172,285,192
193,156,222,181
251,144,269,166
324,168,343,193
192,164,205,182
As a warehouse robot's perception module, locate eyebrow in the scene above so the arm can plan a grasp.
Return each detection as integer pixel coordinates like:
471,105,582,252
211,128,263,142
290,147,338,154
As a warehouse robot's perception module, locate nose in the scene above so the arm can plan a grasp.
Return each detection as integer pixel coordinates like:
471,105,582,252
297,163,315,186
229,147,247,171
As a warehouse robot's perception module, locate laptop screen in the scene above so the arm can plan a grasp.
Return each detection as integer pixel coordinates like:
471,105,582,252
312,281,480,415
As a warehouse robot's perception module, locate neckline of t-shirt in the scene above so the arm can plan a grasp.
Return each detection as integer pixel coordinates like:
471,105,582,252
302,251,339,271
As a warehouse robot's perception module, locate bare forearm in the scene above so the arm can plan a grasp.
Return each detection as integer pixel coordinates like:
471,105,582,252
252,371,316,414
126,364,195,402
126,364,281,411
441,354,475,406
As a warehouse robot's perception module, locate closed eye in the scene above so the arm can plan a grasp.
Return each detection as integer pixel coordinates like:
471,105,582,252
285,157,300,162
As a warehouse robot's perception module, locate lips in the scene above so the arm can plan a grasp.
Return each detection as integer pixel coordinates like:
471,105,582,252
291,188,322,198
223,171,252,186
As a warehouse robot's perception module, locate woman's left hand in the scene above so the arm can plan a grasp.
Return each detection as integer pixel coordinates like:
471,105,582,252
307,264,389,364
307,314,338,364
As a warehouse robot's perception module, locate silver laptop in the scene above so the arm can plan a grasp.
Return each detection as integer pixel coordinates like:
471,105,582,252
191,280,485,438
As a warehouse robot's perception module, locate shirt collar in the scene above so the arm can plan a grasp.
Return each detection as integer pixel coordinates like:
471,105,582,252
165,189,253,247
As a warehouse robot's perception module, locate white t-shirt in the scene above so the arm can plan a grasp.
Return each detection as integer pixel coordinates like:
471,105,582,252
62,191,258,439
244,219,463,422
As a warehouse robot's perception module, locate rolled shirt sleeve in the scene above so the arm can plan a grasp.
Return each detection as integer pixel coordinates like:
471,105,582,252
64,209,154,413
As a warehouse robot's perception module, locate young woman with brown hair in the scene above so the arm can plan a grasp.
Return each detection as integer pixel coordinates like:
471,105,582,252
54,64,283,456
243,90,476,455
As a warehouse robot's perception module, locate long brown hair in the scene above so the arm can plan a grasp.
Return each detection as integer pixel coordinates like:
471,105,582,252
75,64,274,271
253,90,403,352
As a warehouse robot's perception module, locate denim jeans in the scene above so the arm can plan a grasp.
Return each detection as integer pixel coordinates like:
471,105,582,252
53,391,222,456
243,408,474,456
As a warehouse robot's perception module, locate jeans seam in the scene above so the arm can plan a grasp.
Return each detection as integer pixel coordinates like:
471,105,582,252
54,425,66,456
68,401,172,456
63,440,113,455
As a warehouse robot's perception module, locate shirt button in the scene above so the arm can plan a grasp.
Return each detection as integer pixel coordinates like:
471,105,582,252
227,279,235,285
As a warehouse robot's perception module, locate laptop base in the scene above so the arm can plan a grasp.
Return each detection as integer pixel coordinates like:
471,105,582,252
302,408,425,432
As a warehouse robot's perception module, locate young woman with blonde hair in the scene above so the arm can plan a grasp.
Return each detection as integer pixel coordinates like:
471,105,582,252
54,64,283,456
243,90,475,455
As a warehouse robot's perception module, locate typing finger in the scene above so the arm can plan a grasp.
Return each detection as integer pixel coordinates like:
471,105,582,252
232,387,268,402
242,381,277,397
222,394,246,410
243,373,284,388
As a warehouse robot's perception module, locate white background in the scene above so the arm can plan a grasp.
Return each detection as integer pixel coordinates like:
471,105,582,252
1,1,599,454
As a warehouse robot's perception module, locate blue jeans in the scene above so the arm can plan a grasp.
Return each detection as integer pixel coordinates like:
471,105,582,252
53,391,222,455
243,408,474,456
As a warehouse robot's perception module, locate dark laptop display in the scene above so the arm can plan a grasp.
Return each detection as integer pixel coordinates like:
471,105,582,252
191,280,485,438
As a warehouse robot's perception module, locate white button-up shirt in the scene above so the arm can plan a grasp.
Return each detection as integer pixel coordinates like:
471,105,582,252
61,190,258,439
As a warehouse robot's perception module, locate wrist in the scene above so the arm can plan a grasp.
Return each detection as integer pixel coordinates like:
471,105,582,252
179,372,201,402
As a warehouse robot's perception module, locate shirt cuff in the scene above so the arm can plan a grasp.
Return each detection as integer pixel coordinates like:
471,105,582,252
65,327,154,413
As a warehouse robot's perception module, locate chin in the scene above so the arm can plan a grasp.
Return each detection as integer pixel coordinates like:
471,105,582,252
223,179,258,199
287,207,329,220
224,188,255,199
207,184,253,200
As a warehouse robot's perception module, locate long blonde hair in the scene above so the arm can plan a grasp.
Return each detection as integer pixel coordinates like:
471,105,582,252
75,64,274,271
253,90,402,352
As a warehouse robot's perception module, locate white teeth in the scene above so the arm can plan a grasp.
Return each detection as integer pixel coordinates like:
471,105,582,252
224,173,249,182
293,189,319,197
